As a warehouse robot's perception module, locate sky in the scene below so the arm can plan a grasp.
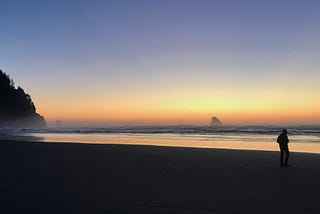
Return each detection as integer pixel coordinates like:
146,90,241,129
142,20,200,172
1,0,320,126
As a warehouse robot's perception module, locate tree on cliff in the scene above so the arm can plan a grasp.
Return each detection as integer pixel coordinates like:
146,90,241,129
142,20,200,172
0,69,46,128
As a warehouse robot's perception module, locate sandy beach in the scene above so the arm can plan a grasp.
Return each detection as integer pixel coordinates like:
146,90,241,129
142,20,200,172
1,140,320,213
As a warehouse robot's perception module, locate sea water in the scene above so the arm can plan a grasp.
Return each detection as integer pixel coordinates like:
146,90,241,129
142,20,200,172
1,126,320,153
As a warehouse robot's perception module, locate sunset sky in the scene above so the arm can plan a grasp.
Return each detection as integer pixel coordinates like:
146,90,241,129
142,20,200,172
1,0,320,126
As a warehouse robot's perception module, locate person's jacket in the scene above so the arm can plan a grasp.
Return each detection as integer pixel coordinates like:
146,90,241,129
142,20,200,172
277,133,289,145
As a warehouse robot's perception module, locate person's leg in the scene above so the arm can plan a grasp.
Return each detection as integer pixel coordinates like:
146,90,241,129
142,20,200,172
280,146,284,167
284,146,289,166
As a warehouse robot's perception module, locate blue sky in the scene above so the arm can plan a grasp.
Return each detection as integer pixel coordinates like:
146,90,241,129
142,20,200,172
1,0,320,125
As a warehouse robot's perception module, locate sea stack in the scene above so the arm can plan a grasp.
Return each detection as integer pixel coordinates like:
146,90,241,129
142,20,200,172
0,69,47,128
210,117,222,126
55,120,63,128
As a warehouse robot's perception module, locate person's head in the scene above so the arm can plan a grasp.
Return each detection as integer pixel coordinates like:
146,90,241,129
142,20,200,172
282,129,287,134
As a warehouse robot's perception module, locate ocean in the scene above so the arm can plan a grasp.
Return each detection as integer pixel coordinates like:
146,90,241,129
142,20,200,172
1,125,320,153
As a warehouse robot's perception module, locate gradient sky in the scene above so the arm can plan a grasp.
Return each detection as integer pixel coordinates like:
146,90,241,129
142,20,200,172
1,0,320,126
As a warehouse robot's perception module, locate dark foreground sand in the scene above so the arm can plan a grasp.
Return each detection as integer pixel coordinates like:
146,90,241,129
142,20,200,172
0,141,320,214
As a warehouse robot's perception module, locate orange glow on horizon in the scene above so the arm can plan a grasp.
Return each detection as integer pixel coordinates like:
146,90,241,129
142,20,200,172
34,81,320,126
41,106,320,126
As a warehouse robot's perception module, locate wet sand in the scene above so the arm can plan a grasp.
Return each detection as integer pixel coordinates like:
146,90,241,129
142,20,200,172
0,140,320,213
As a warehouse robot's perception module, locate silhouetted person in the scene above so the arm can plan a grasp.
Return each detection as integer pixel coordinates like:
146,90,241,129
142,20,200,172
277,129,289,167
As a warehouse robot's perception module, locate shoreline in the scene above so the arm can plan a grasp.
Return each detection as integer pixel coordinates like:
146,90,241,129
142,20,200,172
1,140,320,213
2,133,320,154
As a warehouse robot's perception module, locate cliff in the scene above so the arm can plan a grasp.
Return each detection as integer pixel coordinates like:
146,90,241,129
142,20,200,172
0,70,47,128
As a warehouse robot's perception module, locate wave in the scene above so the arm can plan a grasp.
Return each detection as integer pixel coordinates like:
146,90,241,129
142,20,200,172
2,125,320,136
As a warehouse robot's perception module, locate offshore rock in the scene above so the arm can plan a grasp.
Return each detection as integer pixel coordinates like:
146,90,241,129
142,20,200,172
210,117,223,126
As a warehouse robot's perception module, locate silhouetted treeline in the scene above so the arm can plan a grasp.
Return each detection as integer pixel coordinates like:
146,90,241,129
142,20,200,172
0,69,46,128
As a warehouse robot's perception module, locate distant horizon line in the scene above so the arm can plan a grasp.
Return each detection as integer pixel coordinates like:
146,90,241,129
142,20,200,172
44,123,320,129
